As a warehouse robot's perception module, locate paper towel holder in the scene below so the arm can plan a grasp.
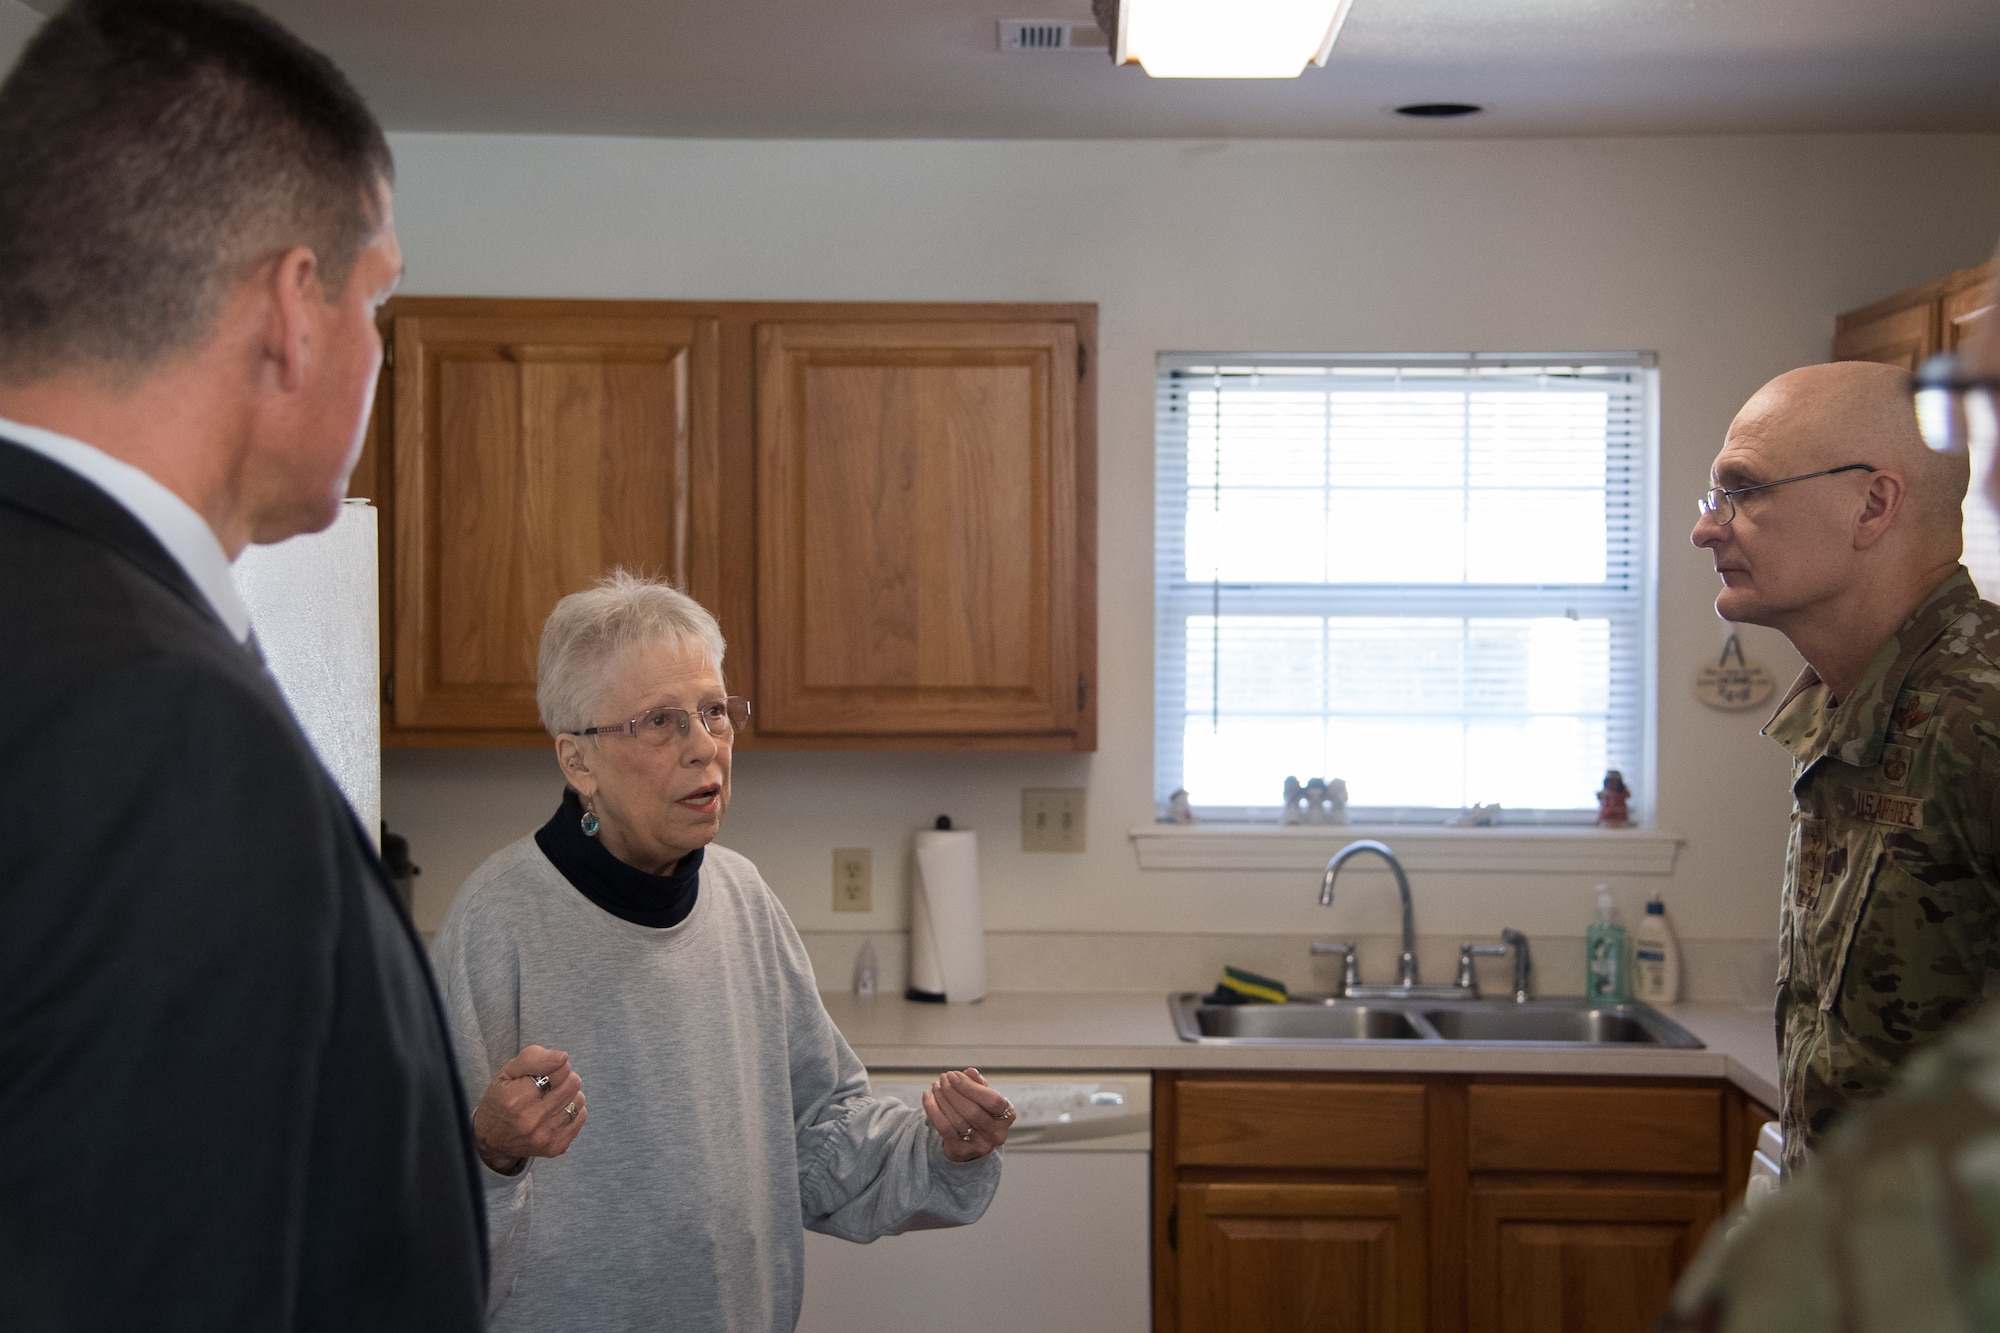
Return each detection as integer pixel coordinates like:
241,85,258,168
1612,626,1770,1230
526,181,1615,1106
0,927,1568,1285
906,813,984,1004
912,800,948,996
906,815,956,1003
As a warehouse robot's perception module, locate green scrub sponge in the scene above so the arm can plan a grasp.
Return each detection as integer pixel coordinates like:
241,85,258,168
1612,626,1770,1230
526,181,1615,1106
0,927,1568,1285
1218,965,1290,1004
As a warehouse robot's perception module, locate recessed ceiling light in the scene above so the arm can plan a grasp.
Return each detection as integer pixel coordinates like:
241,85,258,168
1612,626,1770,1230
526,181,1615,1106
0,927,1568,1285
1394,103,1485,119
1093,0,1357,79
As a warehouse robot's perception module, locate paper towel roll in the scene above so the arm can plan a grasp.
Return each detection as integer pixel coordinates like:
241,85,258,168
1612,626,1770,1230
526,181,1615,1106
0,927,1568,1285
233,500,381,847
908,827,985,1003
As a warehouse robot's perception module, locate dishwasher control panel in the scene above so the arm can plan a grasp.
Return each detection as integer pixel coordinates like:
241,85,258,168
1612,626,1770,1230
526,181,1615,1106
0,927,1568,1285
866,1070,1152,1147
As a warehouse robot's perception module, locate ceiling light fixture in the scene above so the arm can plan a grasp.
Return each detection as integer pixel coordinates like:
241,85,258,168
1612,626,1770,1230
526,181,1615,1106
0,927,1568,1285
1091,0,1356,79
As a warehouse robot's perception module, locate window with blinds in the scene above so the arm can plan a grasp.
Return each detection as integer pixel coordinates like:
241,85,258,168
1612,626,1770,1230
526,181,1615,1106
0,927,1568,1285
1154,353,1656,823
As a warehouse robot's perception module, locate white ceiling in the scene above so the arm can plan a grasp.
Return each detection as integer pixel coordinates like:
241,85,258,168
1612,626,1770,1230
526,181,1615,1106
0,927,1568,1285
14,0,2000,138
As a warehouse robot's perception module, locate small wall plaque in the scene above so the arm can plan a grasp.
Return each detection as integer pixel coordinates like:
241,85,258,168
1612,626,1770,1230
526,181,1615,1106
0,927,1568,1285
1694,632,1776,713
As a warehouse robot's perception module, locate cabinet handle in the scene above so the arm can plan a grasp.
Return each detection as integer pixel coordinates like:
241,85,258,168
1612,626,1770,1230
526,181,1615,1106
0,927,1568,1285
1077,343,1087,381
1166,1204,1177,1250
1078,674,1089,713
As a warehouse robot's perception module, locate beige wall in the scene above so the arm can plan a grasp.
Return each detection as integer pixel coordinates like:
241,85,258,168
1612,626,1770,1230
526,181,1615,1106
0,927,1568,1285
381,132,2000,982
0,1,40,70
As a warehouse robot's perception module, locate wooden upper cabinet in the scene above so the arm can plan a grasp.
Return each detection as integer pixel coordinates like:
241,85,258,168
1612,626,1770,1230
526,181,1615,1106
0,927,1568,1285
752,315,1096,749
366,298,1095,749
1943,264,1996,354
1834,258,1994,369
1832,294,1934,369
385,301,718,738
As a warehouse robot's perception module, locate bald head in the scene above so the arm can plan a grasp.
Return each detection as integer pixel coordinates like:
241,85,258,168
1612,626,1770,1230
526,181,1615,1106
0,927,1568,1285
1697,360,1971,690
1729,361,1968,540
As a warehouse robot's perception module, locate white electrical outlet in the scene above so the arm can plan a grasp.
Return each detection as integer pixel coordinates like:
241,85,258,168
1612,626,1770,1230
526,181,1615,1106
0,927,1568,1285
1022,788,1086,852
833,849,872,912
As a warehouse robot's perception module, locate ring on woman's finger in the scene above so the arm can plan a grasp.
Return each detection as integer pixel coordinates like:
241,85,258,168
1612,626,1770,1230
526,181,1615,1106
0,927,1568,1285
959,1128,973,1142
994,1106,1015,1121
533,1074,551,1093
565,1101,579,1119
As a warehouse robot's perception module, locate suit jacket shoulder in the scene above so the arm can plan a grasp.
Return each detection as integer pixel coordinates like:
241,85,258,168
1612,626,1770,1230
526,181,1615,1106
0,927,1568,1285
0,438,487,1331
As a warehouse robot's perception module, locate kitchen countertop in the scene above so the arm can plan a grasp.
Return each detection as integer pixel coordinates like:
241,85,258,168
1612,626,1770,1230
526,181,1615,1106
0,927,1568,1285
822,991,1781,1110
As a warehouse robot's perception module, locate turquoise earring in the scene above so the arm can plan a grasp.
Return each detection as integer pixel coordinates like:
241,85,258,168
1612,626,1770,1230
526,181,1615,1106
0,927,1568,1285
581,804,600,838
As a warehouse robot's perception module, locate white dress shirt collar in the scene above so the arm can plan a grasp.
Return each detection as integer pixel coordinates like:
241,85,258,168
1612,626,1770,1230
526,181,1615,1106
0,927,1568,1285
0,415,251,642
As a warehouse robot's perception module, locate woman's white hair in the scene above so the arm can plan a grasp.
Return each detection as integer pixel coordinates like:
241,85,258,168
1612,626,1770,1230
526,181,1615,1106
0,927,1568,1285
536,570,727,736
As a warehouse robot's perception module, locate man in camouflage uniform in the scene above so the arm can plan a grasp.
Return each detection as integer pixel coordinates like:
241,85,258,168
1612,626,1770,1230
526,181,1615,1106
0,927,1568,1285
1764,568,2000,1171
1666,269,2000,1330
1693,359,1988,1173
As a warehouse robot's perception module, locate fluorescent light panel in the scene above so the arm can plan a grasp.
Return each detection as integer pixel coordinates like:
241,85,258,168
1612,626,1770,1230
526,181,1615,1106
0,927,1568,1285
1115,0,1356,79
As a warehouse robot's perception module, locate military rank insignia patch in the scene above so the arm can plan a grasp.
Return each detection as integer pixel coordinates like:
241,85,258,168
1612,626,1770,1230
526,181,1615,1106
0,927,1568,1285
1881,743,1913,787
1889,689,1940,739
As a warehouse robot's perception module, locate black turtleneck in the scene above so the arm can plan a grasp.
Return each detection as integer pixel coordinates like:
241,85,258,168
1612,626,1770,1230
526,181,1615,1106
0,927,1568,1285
534,788,702,929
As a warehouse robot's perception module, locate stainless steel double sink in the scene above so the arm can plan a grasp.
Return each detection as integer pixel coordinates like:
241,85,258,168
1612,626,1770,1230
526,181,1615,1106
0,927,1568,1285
1170,993,1705,1048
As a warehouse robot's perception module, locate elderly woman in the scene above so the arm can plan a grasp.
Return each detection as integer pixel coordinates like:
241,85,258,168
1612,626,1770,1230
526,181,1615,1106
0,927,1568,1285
429,573,1008,1332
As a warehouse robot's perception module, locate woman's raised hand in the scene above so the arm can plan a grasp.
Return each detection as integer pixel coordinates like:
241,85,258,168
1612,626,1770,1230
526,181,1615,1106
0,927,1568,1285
921,1068,1014,1163
471,1044,589,1175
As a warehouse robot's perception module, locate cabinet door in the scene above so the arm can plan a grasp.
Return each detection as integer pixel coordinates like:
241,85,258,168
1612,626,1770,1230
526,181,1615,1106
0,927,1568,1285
1832,298,1935,370
753,319,1092,748
1466,1186,1719,1333
388,306,719,735
1178,1181,1426,1333
1943,263,1995,353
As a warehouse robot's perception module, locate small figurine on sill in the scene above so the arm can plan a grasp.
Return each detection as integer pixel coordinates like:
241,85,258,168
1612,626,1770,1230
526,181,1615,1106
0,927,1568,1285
1166,788,1196,825
1283,776,1348,825
1597,770,1632,828
1447,802,1503,827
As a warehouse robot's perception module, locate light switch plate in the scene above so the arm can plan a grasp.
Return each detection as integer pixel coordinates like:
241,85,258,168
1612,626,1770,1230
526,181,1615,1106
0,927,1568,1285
1022,788,1087,852
832,848,872,912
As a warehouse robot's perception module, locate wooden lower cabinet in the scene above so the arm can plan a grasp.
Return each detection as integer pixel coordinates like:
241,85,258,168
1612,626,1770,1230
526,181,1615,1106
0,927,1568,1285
1178,1182,1427,1333
1466,1186,1720,1333
1155,1074,1730,1333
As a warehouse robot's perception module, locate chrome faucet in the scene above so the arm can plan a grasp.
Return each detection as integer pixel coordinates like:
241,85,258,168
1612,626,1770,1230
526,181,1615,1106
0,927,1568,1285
1319,840,1419,987
1457,942,1508,993
1501,928,1533,1003
1455,931,1532,1001
1310,940,1361,996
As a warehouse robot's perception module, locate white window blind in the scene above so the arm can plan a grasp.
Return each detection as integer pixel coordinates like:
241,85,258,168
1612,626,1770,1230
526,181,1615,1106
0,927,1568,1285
1154,353,1656,823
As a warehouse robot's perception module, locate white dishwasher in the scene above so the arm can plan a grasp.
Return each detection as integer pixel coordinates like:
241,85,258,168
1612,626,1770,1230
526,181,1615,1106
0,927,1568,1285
799,1070,1152,1333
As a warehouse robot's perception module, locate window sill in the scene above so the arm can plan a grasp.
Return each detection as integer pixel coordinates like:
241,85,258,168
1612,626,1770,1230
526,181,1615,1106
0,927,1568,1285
1127,823,1683,876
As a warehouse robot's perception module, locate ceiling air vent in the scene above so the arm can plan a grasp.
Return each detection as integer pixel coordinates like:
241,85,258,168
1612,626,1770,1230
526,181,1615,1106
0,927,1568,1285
997,19,1110,52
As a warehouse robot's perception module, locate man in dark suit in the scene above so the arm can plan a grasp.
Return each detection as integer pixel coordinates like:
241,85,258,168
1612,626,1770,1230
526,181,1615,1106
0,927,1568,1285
0,3,485,1328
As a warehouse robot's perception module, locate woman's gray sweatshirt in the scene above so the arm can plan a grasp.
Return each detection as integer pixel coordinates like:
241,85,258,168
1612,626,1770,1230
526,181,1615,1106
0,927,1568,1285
430,837,1001,1332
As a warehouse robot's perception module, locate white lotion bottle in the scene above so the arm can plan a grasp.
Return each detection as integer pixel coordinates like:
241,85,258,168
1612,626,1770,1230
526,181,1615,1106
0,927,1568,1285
1633,893,1682,1003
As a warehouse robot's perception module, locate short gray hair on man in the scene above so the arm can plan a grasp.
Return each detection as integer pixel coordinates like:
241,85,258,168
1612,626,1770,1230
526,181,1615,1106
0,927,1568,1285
536,570,727,737
0,0,395,383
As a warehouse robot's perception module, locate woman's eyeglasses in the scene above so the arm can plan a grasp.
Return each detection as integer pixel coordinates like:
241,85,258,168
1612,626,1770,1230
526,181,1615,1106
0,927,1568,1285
573,697,751,747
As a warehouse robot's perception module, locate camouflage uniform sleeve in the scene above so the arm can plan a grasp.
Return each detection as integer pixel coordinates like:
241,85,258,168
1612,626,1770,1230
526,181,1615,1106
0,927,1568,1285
1667,1013,2000,1333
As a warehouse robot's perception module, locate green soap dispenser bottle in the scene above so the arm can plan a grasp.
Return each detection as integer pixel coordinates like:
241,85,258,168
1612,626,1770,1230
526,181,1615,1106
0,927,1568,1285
1585,884,1629,1002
